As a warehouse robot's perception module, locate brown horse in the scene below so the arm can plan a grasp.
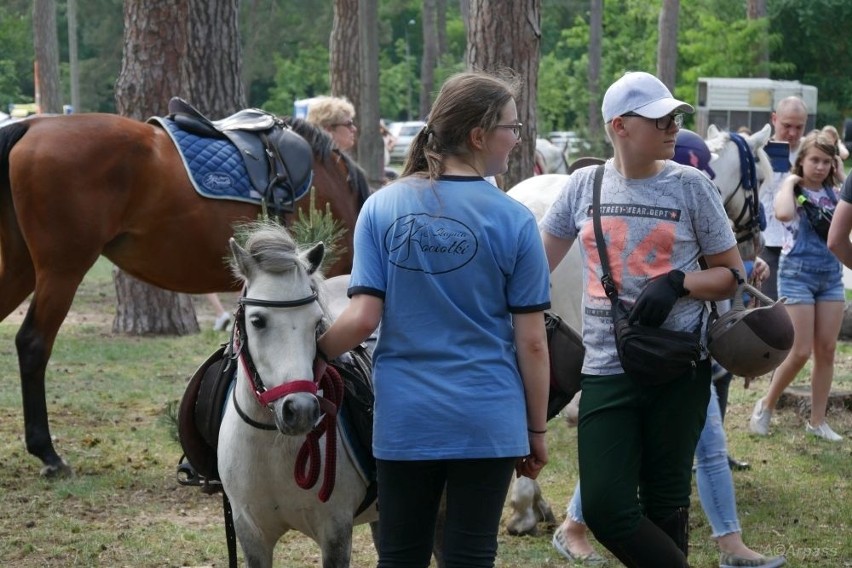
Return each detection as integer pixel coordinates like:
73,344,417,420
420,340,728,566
0,113,369,477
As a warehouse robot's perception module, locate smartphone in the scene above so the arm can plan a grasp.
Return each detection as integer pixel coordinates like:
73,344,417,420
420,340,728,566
764,140,791,173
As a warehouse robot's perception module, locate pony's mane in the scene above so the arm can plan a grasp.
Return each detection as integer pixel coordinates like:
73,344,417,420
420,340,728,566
282,117,371,207
232,221,306,276
705,130,730,155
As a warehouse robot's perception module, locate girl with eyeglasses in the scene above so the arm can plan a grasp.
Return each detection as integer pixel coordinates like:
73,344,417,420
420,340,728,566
317,71,550,567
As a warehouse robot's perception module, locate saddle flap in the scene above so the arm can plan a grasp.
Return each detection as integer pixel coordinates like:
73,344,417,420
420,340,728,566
178,344,237,482
268,127,314,198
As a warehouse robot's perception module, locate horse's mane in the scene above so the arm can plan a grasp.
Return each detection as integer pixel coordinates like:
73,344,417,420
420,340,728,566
282,117,371,207
706,130,773,193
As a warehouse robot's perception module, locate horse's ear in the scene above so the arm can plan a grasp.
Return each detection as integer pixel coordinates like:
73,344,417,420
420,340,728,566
229,237,254,279
302,241,325,275
707,124,720,138
751,124,772,147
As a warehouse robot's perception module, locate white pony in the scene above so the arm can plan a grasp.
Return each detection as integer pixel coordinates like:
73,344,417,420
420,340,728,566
503,124,773,536
217,224,378,568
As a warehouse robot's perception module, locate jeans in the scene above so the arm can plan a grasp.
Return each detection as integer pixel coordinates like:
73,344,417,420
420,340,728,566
567,382,742,538
376,457,516,568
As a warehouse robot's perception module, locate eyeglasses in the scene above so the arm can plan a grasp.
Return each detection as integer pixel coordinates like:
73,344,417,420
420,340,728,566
331,120,356,130
495,122,523,139
621,112,684,131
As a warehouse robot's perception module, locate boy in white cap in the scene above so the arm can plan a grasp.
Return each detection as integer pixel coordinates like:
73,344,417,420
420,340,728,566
540,71,744,567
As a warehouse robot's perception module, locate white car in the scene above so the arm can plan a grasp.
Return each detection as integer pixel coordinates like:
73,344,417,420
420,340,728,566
388,120,427,162
548,130,591,157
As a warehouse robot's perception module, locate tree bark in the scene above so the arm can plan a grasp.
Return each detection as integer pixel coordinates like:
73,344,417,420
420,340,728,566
32,0,62,114
358,0,383,188
331,0,361,158
656,0,679,91
747,0,770,78
466,0,541,189
436,0,448,57
419,0,438,120
114,0,243,335
587,0,603,151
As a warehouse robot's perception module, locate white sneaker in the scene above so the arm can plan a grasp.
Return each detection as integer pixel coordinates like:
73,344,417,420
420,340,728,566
212,312,231,331
749,398,772,436
806,421,843,442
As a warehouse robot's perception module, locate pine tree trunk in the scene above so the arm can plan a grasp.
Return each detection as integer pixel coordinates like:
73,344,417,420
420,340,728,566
656,0,679,91
33,0,63,113
358,0,383,188
747,0,770,78
466,0,541,189
331,0,361,158
419,0,438,120
587,0,603,152
113,0,243,336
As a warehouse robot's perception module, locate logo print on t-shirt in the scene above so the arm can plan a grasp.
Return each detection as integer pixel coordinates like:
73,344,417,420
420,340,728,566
384,213,478,274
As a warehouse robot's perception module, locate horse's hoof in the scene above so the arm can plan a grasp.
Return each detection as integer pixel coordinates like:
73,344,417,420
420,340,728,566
506,513,538,536
40,459,73,479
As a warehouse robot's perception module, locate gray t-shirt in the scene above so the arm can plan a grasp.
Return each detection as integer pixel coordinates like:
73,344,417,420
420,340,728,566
540,160,736,376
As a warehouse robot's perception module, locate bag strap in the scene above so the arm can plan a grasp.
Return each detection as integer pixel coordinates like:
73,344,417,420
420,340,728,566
591,165,619,305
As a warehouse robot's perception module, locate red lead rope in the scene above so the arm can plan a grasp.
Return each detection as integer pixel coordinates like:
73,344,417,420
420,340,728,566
294,362,344,502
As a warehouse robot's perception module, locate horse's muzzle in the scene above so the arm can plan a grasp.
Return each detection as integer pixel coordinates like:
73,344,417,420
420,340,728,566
274,393,320,435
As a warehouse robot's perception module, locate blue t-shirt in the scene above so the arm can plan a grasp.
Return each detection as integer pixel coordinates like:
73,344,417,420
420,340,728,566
349,175,551,460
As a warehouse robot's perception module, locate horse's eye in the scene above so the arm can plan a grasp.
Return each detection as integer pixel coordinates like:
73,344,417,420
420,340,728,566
249,314,266,329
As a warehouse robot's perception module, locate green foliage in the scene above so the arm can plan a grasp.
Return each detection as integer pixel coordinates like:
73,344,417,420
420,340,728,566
288,188,347,272
0,4,33,108
262,47,331,115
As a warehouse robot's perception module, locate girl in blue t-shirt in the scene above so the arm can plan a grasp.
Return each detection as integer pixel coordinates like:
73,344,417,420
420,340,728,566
317,71,551,567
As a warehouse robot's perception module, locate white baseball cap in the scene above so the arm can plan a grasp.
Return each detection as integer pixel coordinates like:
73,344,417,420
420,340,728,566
602,72,694,123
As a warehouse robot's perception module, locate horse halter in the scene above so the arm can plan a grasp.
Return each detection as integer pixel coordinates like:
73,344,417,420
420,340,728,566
233,293,320,407
231,291,345,503
723,132,762,250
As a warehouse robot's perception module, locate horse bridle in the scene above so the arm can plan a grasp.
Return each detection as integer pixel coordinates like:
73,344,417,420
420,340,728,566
722,132,763,250
230,291,344,503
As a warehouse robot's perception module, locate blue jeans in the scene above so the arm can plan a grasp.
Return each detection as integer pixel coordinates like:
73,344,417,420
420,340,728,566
568,383,741,538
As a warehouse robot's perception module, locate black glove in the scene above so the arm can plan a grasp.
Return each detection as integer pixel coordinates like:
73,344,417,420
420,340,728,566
628,270,688,327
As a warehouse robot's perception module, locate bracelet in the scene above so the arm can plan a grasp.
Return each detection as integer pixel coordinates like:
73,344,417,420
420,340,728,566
527,428,547,434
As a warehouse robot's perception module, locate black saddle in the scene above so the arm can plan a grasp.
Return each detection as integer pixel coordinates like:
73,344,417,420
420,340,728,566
167,97,313,213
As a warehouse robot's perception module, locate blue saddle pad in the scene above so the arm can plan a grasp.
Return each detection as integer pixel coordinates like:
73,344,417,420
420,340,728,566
150,117,309,205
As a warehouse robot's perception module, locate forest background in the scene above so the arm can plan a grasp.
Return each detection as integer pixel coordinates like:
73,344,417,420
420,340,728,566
1,0,851,146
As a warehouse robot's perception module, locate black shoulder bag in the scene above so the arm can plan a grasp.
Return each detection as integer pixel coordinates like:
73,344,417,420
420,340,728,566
591,165,703,386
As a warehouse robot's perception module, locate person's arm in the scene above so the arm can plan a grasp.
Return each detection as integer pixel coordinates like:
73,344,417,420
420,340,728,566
541,231,575,272
512,310,549,480
682,247,746,301
317,294,383,360
773,174,801,223
828,199,852,268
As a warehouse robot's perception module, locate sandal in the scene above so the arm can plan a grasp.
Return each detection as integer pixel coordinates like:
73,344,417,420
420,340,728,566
552,527,607,565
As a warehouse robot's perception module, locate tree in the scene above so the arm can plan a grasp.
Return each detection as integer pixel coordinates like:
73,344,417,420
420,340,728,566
330,0,360,148
419,0,438,119
32,0,62,113
656,0,679,90
587,0,603,150
467,0,541,188
747,0,769,77
113,0,244,335
358,0,384,188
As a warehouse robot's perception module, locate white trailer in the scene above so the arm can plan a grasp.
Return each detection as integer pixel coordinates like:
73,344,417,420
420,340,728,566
695,77,817,137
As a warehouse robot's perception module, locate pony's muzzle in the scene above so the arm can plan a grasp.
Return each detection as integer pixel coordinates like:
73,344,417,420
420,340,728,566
274,393,320,435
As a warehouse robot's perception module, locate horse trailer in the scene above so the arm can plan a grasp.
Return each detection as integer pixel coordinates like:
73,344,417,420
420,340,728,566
695,77,817,137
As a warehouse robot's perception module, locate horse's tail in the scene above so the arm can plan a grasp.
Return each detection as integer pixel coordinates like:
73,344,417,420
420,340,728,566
0,121,31,194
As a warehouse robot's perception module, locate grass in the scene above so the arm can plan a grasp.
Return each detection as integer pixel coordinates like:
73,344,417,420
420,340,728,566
0,257,850,566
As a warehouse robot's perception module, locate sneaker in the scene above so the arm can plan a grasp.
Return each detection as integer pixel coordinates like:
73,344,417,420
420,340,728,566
719,551,786,567
749,397,771,436
212,312,231,331
805,421,843,442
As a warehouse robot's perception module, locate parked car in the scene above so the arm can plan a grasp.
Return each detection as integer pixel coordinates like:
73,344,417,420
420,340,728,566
388,120,427,162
